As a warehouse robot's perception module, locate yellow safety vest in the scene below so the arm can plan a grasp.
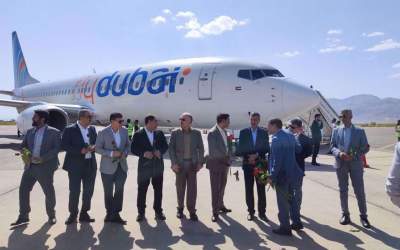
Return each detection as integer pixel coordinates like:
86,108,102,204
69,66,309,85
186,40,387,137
128,123,134,137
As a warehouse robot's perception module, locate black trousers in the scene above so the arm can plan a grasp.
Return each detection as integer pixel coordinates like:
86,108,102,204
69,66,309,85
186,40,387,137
68,159,96,215
137,167,163,215
101,165,127,216
19,165,56,218
244,166,266,215
312,141,321,163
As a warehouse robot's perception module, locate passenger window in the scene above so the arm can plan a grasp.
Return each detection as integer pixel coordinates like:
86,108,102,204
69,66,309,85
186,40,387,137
238,70,251,80
251,70,264,80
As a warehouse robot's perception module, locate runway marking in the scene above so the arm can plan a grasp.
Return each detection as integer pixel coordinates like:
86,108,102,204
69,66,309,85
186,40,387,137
306,177,400,217
0,186,19,197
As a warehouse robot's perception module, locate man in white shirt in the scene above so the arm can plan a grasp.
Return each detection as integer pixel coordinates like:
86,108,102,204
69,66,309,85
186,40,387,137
62,110,97,224
386,142,400,208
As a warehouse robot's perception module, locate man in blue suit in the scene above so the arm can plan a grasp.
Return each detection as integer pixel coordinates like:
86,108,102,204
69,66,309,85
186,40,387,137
267,118,303,236
330,109,371,228
236,112,270,221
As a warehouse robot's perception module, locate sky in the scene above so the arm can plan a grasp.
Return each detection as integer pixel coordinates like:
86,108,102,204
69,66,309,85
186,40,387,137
0,0,399,119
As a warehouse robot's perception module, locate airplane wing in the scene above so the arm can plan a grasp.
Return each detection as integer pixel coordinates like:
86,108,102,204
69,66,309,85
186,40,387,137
0,98,91,112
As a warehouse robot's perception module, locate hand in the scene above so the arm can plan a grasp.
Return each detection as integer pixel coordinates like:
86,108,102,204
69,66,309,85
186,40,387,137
196,164,203,172
31,157,42,164
153,150,161,159
171,164,180,173
266,177,273,185
81,147,89,154
88,145,96,152
339,152,351,161
144,151,154,159
112,151,122,158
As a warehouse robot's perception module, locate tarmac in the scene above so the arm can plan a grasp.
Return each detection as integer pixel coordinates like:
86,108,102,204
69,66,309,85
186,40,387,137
0,125,399,250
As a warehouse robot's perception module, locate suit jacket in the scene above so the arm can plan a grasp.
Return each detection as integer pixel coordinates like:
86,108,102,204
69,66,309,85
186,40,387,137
330,125,369,169
21,125,61,171
61,123,97,172
269,129,303,185
131,128,169,177
236,127,270,171
295,133,313,172
95,126,130,174
168,128,205,167
310,120,323,142
206,125,231,172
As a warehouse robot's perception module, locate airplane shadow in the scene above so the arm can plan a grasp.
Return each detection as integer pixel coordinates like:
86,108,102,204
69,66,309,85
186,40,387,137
0,134,22,140
51,223,96,250
135,220,180,250
0,143,22,152
1,223,51,250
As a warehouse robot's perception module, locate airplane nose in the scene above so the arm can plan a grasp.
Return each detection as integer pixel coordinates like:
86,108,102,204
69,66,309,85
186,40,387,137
282,79,320,118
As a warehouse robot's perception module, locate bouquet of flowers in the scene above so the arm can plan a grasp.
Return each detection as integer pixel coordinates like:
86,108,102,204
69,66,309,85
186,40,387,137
227,133,235,155
111,141,121,163
253,159,270,185
20,147,32,166
348,147,359,161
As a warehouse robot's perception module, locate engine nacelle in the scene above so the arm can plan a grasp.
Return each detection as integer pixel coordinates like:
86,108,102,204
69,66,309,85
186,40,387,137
17,105,69,134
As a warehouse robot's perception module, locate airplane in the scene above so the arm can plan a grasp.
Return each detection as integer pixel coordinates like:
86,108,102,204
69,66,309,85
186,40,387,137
0,31,320,134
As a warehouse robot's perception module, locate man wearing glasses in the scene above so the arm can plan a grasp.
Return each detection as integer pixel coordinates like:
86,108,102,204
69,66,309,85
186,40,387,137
131,115,169,222
96,113,131,225
62,110,97,225
169,112,205,221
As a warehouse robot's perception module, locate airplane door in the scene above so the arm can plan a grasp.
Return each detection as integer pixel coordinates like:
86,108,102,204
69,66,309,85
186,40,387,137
198,66,215,100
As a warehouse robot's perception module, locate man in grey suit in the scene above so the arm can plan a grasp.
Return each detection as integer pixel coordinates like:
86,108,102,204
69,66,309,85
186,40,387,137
330,109,371,228
11,110,61,227
206,113,232,222
169,112,205,221
96,113,130,225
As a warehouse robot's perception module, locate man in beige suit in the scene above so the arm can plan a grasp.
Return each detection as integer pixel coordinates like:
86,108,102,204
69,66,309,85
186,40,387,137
206,113,232,222
169,113,205,221
96,113,130,225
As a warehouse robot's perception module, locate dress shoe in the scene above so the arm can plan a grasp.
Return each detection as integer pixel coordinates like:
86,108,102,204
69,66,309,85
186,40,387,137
291,223,304,230
272,228,292,236
259,214,269,222
360,217,371,229
104,213,113,222
155,212,166,221
189,213,198,222
10,217,29,227
176,209,184,219
247,214,255,221
79,212,95,223
112,214,127,225
65,214,77,225
48,217,57,225
340,214,351,225
311,162,320,166
219,207,232,213
211,214,219,222
136,214,145,222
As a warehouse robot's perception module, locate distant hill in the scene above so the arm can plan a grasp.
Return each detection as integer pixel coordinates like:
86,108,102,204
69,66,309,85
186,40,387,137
327,95,400,123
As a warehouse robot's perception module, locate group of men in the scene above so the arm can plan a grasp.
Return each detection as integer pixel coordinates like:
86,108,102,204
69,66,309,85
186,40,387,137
10,108,372,237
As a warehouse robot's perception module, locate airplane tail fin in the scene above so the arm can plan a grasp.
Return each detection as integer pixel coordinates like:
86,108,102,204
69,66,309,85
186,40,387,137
12,31,39,88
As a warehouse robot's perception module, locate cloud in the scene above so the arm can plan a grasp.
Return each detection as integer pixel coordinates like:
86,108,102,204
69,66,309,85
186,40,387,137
327,29,342,35
319,45,354,54
393,62,400,69
365,39,400,52
389,73,400,79
279,51,301,58
175,12,249,38
151,16,166,25
162,9,172,15
362,32,385,37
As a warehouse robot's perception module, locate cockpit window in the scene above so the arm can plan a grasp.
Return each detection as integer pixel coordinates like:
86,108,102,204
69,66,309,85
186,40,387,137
238,70,251,80
251,70,264,80
262,69,284,77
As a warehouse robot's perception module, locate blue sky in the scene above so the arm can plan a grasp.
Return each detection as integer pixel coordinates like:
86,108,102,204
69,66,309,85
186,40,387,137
0,0,399,119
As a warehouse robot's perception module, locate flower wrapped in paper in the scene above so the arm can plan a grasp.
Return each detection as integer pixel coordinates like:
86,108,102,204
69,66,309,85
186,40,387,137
21,147,32,166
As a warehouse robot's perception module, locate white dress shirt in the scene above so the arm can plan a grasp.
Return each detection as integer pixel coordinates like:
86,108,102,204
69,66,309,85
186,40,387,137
145,127,154,146
216,124,228,152
32,126,46,158
77,122,91,159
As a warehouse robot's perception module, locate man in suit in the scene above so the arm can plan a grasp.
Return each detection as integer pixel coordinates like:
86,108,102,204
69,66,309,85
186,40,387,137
386,142,400,208
169,112,205,221
131,114,169,222
288,118,313,230
267,118,303,236
310,114,323,166
11,110,61,227
62,110,97,224
236,112,269,221
206,113,232,222
330,109,371,228
96,113,130,225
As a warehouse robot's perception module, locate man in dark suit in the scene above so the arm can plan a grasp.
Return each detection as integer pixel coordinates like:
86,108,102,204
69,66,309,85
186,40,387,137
236,112,269,221
206,113,232,222
310,114,323,166
288,118,313,230
131,114,169,222
11,110,61,227
62,110,97,224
